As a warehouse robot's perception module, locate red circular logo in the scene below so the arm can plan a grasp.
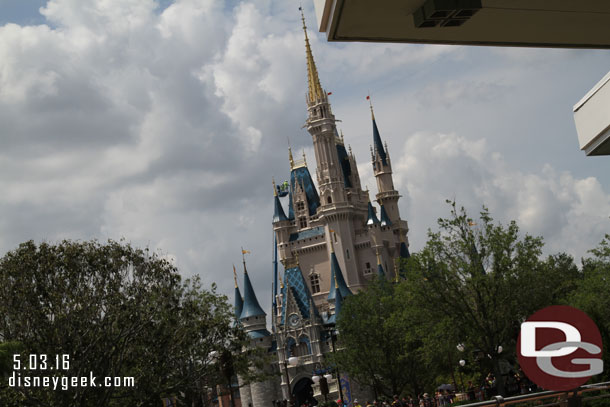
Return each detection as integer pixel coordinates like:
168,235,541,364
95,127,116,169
517,305,603,391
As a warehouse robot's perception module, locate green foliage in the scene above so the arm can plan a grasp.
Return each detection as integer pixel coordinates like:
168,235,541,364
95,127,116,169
400,201,583,395
0,239,254,407
333,276,433,398
569,234,610,383
333,201,588,398
0,342,24,376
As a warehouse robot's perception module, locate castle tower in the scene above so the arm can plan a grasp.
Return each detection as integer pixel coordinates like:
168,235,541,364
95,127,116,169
239,9,413,407
369,102,410,258
370,103,401,224
237,257,279,407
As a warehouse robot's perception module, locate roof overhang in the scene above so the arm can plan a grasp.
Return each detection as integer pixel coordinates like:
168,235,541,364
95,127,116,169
574,71,610,156
313,0,610,48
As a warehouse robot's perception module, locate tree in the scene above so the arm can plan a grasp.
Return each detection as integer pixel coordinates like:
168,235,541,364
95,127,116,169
333,277,434,398
570,234,610,383
0,239,252,407
401,201,579,396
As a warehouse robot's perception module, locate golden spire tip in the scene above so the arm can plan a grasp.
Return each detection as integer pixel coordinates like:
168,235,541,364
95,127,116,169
368,93,375,120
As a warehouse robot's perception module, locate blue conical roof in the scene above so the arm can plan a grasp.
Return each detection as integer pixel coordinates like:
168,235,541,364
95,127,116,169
328,252,352,300
326,281,343,325
239,266,266,319
379,204,392,226
367,201,380,225
373,117,387,166
234,285,244,320
273,194,288,223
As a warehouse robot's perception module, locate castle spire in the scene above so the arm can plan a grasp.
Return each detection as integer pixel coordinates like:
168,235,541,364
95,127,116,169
239,250,266,319
369,96,387,166
326,270,343,325
300,7,324,104
328,250,352,300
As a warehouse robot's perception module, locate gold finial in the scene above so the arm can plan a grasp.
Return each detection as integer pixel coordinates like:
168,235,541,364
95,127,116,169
333,267,339,287
273,177,277,196
295,252,300,265
233,264,238,288
371,235,381,265
367,93,375,120
300,6,324,104
302,149,307,166
394,261,399,283
279,273,284,289
241,247,250,271
288,146,294,169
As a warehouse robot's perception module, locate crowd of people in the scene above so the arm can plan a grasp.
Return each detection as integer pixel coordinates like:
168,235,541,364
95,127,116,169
336,370,539,407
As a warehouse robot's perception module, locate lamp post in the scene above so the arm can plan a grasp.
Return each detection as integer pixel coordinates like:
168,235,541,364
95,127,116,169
282,356,299,407
329,329,345,405
312,368,330,403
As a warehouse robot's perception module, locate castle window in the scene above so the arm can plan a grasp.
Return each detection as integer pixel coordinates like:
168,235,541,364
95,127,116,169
299,217,307,228
327,196,332,204
364,262,372,274
296,202,305,211
290,339,311,357
346,249,350,259
310,273,320,294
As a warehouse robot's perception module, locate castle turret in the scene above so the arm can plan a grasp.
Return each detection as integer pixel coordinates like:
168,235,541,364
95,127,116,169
239,255,269,337
370,102,401,224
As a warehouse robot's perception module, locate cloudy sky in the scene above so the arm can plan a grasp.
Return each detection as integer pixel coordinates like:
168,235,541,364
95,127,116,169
1,0,609,313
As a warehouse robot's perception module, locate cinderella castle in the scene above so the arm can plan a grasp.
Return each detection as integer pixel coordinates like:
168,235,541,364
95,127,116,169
232,10,411,407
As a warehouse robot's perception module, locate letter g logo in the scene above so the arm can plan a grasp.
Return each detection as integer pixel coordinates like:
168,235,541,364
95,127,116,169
517,306,604,391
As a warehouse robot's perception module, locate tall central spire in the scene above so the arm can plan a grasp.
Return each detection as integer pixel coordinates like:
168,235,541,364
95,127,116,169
301,8,324,104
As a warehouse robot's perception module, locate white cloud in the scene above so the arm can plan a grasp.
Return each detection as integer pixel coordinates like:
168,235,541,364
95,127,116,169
396,132,610,259
1,0,610,314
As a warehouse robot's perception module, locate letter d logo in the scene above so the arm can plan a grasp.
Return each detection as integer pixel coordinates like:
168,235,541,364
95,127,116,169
518,305,603,391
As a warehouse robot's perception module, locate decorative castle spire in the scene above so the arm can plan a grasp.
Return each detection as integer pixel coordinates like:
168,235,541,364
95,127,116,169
301,7,324,104
239,251,266,320
366,199,380,225
326,270,343,325
369,97,388,166
327,238,352,300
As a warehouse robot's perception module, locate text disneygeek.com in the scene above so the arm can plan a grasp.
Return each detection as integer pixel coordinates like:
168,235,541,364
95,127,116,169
8,354,135,391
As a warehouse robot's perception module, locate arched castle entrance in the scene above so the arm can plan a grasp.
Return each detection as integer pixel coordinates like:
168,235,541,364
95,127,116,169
292,377,317,407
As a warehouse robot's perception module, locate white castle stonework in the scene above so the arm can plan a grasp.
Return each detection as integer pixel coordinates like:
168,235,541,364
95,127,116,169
233,11,411,407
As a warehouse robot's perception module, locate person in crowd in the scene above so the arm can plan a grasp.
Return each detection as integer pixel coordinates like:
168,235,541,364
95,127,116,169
467,381,476,401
